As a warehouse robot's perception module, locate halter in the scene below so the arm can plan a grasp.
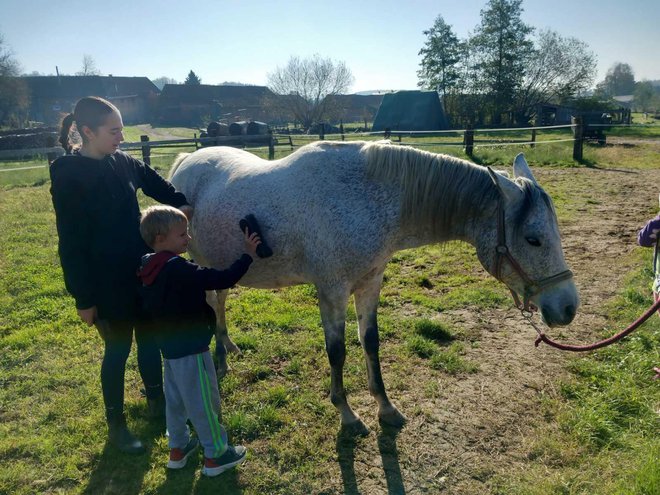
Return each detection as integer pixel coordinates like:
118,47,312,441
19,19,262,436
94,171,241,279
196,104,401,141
493,194,574,314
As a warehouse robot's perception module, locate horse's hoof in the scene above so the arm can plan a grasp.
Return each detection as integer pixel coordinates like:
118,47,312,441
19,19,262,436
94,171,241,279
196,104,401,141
340,419,370,437
378,406,407,428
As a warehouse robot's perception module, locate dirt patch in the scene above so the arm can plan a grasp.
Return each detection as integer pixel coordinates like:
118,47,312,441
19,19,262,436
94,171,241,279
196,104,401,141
322,166,660,494
133,124,191,141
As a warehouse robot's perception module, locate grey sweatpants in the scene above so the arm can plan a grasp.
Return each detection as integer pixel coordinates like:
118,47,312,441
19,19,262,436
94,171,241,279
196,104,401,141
164,350,228,458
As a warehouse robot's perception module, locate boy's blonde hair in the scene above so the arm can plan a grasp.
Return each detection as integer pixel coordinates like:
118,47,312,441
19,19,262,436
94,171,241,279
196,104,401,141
140,205,188,248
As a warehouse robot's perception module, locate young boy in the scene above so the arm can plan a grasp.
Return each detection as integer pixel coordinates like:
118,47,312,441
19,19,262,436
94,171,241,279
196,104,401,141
138,205,261,476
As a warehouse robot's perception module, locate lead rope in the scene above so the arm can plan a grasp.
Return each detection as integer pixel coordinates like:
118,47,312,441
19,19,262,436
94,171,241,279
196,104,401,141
524,239,660,379
524,297,660,352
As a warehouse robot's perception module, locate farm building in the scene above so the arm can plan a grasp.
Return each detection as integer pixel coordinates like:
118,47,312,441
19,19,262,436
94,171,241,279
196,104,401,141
325,94,384,126
158,84,279,126
21,76,160,125
534,103,576,126
372,90,449,132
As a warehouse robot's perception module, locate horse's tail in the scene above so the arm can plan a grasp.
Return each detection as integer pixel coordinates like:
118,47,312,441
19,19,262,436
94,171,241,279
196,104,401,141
168,152,191,180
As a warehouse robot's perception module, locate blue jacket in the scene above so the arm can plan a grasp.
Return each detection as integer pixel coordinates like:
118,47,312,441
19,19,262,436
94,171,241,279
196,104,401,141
138,251,252,360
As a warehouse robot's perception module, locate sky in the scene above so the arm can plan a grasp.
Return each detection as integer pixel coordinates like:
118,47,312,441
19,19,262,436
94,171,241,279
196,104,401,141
2,0,659,93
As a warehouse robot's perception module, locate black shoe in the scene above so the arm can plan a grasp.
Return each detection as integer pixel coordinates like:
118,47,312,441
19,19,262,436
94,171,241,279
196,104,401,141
239,214,273,258
108,416,146,455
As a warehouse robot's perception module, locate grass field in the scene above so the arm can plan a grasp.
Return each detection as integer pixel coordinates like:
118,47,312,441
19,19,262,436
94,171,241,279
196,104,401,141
0,124,658,494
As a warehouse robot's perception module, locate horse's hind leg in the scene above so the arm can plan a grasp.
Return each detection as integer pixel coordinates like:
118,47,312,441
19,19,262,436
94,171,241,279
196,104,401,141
354,272,406,427
205,289,240,379
318,286,368,435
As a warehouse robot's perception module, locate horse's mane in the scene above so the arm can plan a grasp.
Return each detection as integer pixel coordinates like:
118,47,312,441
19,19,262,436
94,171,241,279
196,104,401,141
362,142,500,235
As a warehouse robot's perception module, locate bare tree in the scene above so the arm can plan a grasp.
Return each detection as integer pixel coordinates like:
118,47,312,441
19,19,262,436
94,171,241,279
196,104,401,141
596,62,636,97
152,76,178,90
0,34,29,127
267,54,354,130
76,54,101,76
515,29,597,123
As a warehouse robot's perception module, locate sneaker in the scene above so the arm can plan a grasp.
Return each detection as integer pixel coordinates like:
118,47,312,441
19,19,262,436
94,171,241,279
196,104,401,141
202,445,247,477
167,437,200,469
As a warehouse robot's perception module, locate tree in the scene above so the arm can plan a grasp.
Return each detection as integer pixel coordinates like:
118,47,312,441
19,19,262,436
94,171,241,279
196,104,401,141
76,54,101,76
514,29,596,123
184,70,202,85
596,62,635,96
417,15,461,100
266,54,354,130
152,76,178,90
633,81,660,113
471,0,534,124
0,34,29,127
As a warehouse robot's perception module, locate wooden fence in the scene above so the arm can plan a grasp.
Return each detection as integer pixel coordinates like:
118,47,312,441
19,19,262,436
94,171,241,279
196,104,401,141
0,121,602,166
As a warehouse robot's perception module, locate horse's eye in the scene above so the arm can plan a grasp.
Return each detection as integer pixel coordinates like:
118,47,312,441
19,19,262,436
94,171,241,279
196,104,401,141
526,237,541,247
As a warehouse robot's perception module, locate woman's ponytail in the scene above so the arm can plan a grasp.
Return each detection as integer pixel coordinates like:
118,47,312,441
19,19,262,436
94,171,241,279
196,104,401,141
59,113,75,154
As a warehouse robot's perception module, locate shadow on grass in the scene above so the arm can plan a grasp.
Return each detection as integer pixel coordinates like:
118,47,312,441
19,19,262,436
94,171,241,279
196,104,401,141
335,422,405,495
81,415,164,494
80,415,245,495
81,443,153,494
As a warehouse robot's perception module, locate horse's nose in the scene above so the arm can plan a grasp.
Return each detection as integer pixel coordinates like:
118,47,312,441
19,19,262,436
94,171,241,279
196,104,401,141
562,304,577,323
542,303,577,327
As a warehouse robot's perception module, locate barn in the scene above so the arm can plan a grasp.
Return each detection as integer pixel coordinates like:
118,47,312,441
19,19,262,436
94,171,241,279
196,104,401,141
21,76,160,125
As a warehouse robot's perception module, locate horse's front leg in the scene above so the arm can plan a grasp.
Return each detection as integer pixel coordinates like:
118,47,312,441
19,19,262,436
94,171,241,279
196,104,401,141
318,286,368,435
205,289,240,379
354,273,406,427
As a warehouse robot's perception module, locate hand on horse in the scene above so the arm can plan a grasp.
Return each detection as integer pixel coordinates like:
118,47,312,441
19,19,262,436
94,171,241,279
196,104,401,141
179,204,194,221
77,306,97,327
243,227,262,259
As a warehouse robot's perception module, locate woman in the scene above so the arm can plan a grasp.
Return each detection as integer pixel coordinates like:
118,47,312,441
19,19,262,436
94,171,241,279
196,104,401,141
50,96,193,454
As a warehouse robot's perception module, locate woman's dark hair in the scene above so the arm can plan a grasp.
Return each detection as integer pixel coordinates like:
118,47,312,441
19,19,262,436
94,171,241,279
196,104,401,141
58,96,119,153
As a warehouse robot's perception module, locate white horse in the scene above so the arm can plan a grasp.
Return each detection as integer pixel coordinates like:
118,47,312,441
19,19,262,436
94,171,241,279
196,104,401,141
169,141,579,433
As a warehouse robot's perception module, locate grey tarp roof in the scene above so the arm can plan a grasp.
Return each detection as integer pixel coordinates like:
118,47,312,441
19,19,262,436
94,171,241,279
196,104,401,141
372,90,448,131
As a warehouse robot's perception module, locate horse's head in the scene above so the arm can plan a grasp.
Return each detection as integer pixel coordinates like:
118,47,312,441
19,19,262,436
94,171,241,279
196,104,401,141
475,154,578,327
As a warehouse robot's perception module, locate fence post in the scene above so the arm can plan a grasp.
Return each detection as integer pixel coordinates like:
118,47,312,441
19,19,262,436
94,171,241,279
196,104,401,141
140,135,151,166
464,125,474,157
340,120,345,141
319,123,325,140
268,130,275,160
572,116,583,162
530,128,536,148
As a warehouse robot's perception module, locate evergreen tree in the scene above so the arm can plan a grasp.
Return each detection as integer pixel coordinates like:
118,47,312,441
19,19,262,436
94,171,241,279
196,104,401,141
417,15,461,100
472,0,534,125
184,70,202,85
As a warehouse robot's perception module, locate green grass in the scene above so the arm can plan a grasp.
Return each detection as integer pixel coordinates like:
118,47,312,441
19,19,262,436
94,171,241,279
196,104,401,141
492,248,660,494
0,124,658,494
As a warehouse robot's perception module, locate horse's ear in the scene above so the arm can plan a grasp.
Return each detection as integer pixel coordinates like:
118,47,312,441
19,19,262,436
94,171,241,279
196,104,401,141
512,153,538,186
487,166,522,203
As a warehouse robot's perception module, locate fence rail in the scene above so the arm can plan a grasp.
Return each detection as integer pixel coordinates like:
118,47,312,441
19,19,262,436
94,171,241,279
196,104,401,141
3,119,643,167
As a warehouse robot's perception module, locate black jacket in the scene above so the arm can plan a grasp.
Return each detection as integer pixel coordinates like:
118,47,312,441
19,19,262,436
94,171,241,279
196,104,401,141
137,251,253,360
50,150,188,320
